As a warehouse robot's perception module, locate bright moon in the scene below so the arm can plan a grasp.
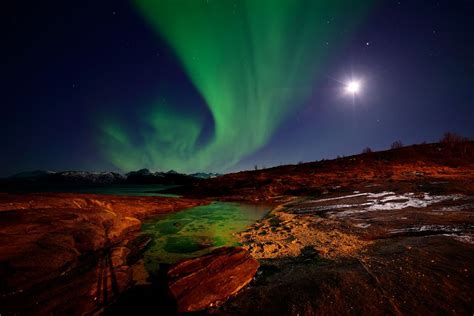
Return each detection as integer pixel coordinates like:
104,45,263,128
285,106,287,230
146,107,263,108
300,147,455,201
346,81,361,94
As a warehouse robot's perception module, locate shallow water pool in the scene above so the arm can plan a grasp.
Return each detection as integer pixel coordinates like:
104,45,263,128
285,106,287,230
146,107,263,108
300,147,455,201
141,202,269,272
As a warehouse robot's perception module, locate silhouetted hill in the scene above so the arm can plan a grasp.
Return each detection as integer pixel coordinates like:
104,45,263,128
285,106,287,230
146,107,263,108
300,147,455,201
124,169,198,185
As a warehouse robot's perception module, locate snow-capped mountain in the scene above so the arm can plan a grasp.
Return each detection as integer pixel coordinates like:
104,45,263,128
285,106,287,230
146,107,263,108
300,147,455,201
5,168,215,186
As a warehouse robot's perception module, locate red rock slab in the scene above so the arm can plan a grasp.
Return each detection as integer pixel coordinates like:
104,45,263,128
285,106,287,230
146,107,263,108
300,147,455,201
0,192,207,220
167,247,259,313
0,193,207,315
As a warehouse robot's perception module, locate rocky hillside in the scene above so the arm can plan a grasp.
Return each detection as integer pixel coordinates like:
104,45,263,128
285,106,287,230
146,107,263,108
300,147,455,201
174,141,474,200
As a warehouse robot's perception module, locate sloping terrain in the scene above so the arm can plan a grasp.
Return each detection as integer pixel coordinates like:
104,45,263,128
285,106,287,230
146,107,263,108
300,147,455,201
176,141,474,201
202,142,474,315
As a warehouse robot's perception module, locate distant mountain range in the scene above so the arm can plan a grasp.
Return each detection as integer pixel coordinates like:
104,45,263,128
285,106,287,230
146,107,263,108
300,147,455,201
4,169,221,186
189,172,221,179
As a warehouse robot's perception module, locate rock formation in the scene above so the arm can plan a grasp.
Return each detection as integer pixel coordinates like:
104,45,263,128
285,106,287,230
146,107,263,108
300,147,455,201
167,247,259,313
0,193,206,315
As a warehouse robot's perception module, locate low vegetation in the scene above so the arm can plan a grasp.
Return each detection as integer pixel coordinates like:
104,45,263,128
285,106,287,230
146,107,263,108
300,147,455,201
391,140,403,149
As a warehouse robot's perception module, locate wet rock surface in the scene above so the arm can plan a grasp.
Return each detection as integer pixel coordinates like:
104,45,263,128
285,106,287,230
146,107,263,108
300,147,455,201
0,193,206,315
167,247,259,313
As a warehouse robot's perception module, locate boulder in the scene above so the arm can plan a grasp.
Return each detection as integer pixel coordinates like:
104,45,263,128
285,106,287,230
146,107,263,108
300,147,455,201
167,247,259,313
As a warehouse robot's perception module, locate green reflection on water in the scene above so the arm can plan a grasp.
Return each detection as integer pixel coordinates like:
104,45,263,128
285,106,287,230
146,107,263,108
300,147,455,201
141,202,268,272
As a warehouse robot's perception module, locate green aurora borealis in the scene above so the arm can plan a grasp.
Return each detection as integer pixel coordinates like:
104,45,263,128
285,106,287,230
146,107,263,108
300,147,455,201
100,0,373,173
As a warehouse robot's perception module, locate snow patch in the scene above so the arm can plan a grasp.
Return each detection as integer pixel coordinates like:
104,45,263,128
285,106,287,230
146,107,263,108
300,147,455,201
307,193,369,203
367,193,463,211
354,223,371,229
389,225,461,234
367,191,396,198
300,192,465,217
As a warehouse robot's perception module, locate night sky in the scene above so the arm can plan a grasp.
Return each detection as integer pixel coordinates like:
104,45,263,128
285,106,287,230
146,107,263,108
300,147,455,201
2,0,473,176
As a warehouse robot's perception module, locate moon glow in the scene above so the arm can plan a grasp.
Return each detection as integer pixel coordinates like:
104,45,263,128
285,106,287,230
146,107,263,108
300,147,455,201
346,81,361,94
